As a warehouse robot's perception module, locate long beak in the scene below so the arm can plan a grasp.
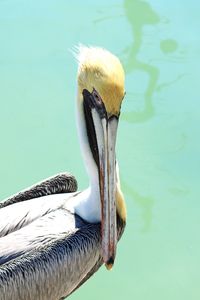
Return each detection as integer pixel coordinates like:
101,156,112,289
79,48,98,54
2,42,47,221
83,88,119,270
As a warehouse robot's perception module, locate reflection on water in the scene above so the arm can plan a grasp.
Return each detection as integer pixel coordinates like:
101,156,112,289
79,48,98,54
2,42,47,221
121,178,154,232
160,39,178,54
121,0,186,123
121,0,160,122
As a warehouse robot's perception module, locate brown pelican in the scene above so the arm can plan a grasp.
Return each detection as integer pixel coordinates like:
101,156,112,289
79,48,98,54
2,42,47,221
0,46,126,300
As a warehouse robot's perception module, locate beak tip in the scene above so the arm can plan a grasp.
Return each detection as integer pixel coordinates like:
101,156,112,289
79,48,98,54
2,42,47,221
105,263,113,271
105,256,115,270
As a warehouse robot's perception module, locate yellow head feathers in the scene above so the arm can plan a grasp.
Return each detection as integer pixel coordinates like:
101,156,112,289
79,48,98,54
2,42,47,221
77,46,125,116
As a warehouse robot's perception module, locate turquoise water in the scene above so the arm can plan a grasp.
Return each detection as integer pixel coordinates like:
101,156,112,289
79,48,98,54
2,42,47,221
0,1,199,299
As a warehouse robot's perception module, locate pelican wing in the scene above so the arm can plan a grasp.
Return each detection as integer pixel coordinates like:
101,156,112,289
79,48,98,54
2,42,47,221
0,209,102,300
0,175,103,300
0,173,77,209
0,173,78,238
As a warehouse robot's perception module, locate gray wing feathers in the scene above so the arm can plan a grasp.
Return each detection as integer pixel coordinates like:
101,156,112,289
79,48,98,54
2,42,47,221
0,214,101,300
0,209,80,265
0,173,78,209
0,193,76,238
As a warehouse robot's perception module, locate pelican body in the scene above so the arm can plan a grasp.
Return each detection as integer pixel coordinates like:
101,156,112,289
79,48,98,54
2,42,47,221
0,46,126,300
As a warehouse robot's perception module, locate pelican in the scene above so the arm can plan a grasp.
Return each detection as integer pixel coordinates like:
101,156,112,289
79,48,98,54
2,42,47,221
0,46,126,300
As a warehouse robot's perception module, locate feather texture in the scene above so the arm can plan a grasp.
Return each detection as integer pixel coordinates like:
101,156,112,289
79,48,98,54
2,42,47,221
0,173,77,209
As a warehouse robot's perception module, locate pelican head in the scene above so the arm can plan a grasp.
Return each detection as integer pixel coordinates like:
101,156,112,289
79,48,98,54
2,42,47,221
76,46,125,269
77,46,125,116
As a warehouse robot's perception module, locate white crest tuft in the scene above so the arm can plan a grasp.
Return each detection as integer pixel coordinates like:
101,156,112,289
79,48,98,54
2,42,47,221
71,45,120,69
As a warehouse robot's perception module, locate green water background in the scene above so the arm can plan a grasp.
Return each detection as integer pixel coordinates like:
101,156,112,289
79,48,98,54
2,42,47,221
0,1,199,299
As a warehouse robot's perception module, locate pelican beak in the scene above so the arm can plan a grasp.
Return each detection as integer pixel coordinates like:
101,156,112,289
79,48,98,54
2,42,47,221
83,88,119,270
